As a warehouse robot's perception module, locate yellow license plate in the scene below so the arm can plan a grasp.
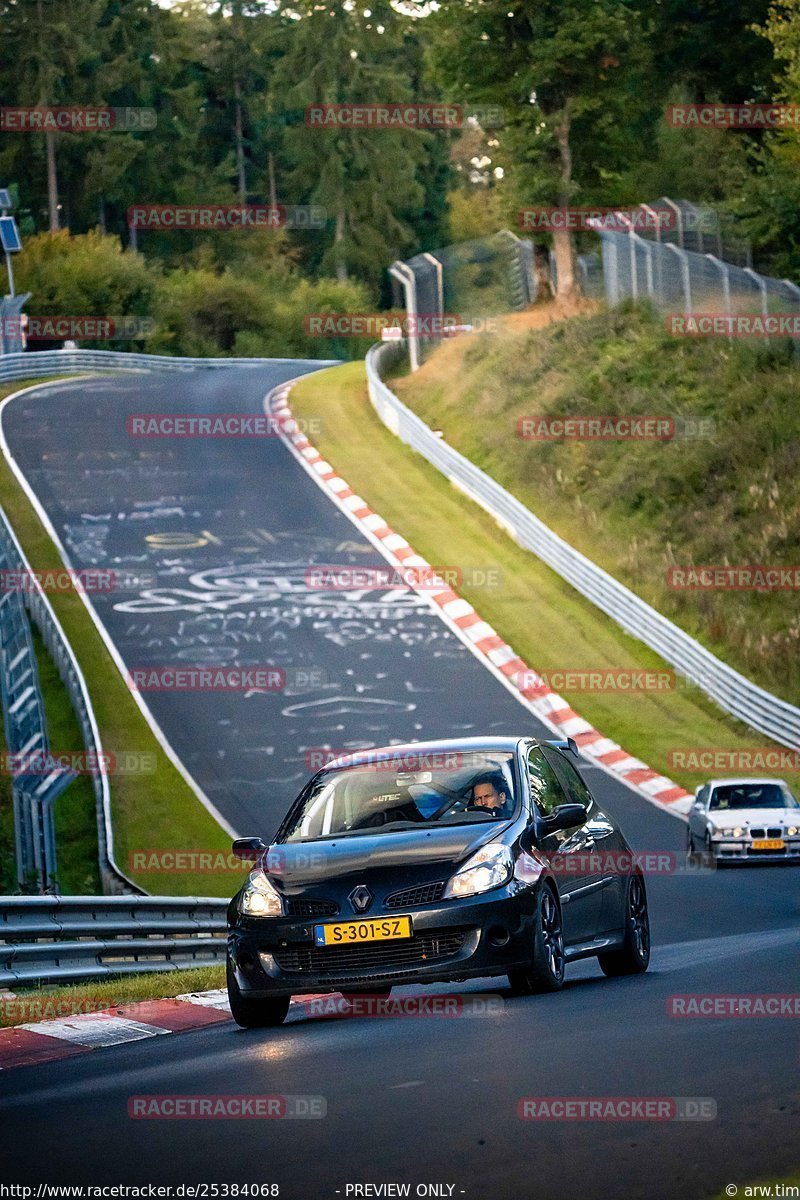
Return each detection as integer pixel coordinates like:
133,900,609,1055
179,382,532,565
752,838,784,850
314,916,412,947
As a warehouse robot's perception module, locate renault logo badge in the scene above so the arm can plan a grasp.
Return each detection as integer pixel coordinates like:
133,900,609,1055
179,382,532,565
349,885,373,913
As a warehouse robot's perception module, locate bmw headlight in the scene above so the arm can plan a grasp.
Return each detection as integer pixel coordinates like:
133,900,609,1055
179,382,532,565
239,869,282,917
718,827,744,838
444,843,513,899
787,825,799,837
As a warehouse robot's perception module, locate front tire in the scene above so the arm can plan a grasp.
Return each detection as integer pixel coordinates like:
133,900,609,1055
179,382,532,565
508,885,565,995
227,958,290,1029
598,872,650,977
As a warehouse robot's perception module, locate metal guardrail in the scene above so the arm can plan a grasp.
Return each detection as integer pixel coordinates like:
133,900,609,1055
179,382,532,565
0,348,338,383
0,510,141,896
0,520,73,892
365,341,800,753
0,895,228,987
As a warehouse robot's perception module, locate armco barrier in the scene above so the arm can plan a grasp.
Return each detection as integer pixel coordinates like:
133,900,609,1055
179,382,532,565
0,347,339,384
0,509,140,896
365,341,800,753
0,895,228,987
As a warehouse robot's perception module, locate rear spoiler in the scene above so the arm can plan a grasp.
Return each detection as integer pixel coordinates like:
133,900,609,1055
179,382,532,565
544,737,579,757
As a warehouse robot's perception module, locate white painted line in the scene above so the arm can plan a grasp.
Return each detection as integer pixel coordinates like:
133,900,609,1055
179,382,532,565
175,989,231,1011
19,1015,169,1047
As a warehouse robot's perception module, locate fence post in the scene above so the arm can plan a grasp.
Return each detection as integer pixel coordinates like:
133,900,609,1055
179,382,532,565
665,243,692,311
422,252,444,322
705,254,732,316
661,197,684,248
388,261,420,372
744,267,769,317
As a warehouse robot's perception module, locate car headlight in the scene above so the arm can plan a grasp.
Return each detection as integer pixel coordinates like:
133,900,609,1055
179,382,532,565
444,843,513,899
717,827,743,838
238,869,283,917
787,826,798,837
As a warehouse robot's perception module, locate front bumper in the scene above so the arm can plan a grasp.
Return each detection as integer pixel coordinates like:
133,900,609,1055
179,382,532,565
228,889,537,997
711,837,800,863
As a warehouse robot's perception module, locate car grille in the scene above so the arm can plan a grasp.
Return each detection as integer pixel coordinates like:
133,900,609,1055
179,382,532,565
748,828,783,840
271,931,466,974
384,882,445,909
284,898,339,917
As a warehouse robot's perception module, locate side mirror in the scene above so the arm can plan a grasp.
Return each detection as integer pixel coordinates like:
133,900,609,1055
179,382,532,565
540,803,588,834
232,836,267,862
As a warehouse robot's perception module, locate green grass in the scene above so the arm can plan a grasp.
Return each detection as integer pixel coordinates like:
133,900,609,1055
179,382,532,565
0,378,234,895
0,965,226,1027
289,361,800,795
393,303,800,708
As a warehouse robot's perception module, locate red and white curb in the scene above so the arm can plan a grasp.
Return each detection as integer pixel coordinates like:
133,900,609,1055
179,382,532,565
0,988,339,1070
268,380,692,816
0,990,231,1069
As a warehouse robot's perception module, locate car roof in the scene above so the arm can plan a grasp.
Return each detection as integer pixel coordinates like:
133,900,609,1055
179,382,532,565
706,778,790,789
320,735,531,771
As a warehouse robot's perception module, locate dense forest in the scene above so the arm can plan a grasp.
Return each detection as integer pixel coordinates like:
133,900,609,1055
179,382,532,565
1,0,800,355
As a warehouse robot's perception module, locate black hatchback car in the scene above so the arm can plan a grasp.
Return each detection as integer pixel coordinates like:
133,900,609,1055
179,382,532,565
226,736,650,1027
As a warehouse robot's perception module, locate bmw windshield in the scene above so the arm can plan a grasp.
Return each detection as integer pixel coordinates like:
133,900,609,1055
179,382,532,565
279,750,520,841
710,783,799,810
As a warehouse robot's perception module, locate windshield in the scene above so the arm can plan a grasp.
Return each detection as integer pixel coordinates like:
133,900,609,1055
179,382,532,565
709,783,799,811
279,750,519,842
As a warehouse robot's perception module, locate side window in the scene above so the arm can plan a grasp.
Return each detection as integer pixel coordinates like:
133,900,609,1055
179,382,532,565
527,747,567,816
696,785,709,807
541,747,593,811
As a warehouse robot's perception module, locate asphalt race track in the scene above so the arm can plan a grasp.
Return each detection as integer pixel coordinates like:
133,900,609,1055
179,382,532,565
0,366,798,1198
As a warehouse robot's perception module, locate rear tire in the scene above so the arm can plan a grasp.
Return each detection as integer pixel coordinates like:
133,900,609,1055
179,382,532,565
227,958,290,1028
598,872,650,977
508,885,565,995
